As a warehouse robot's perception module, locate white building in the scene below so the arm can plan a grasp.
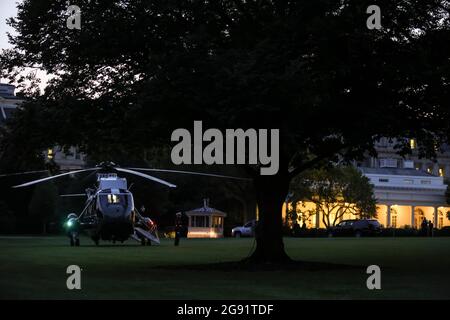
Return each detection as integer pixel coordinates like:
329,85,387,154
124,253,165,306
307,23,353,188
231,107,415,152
183,199,227,238
360,164,450,229
0,83,23,125
283,159,450,229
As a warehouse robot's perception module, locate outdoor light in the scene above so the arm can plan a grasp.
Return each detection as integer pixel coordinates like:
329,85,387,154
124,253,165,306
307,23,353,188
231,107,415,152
67,220,73,228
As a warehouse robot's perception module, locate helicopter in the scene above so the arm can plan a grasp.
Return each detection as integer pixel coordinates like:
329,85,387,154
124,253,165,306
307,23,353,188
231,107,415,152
5,161,249,246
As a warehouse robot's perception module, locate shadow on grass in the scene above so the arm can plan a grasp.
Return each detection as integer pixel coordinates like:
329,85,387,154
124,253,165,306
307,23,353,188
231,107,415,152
155,260,364,272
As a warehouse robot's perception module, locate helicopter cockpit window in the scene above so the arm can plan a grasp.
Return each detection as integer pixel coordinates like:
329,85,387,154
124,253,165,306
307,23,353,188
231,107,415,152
99,193,130,208
107,194,120,204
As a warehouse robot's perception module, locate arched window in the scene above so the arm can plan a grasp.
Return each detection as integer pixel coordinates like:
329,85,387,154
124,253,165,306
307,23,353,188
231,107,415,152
390,207,398,228
414,208,425,228
438,210,444,229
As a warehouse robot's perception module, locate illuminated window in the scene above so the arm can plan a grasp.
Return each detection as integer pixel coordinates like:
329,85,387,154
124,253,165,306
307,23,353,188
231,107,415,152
439,167,445,177
427,167,432,174
192,216,209,227
438,211,444,229
410,139,416,149
47,148,54,160
391,215,397,228
212,216,223,228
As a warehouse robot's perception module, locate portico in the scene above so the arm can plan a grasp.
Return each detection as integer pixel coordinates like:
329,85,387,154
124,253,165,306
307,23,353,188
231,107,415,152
282,167,450,229
362,167,450,228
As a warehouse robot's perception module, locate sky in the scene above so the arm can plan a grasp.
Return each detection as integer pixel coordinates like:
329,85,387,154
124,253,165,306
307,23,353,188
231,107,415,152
0,0,18,50
0,0,49,92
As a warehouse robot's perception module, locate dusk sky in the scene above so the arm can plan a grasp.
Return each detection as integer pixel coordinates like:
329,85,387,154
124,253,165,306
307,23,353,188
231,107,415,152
0,0,49,91
0,0,18,50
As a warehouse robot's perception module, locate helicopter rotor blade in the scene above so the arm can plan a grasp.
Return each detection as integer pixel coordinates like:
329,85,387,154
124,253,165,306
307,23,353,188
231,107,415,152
12,168,98,188
115,168,177,188
0,170,50,178
127,167,252,181
60,193,87,197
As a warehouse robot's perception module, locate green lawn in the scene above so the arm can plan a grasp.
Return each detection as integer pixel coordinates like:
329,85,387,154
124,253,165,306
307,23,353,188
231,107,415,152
0,236,449,299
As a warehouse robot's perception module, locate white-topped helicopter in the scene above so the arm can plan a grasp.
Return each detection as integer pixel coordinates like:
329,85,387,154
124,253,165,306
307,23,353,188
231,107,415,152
6,161,248,246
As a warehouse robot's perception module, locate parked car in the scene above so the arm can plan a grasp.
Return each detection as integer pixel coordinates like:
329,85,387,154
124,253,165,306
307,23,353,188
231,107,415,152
328,219,382,237
231,220,257,238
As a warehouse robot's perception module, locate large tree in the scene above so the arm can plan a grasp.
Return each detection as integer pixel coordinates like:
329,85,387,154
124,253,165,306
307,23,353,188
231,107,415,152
1,0,450,262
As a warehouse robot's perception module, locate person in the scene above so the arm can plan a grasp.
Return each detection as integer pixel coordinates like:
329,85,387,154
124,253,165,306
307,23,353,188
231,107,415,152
428,220,434,237
292,222,301,237
174,212,183,246
421,218,428,237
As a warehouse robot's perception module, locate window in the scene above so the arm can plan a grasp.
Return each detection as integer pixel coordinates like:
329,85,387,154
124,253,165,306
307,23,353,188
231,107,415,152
47,148,54,160
380,158,398,168
99,193,130,208
439,167,445,177
421,180,431,185
379,178,389,183
403,179,414,184
213,216,223,228
391,215,397,228
192,216,209,228
107,194,120,204
410,139,416,149
438,211,444,229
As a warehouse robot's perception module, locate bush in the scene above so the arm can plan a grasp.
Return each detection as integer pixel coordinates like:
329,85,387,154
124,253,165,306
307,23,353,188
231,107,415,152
381,227,418,237
0,201,16,234
289,227,328,238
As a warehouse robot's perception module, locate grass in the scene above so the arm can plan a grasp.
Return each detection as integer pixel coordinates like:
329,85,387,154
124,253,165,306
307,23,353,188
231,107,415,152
0,236,449,299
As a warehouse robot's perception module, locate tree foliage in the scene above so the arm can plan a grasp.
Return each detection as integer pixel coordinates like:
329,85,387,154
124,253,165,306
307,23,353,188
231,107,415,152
1,0,450,261
290,166,377,228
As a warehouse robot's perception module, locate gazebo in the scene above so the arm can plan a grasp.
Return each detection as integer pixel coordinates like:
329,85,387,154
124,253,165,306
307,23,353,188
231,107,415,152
184,199,227,238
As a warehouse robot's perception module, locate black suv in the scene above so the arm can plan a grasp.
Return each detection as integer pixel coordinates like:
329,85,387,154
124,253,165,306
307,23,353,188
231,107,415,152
328,219,382,237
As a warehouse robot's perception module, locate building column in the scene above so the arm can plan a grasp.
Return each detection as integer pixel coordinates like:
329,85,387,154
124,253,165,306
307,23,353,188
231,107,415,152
434,207,438,227
315,209,320,229
386,204,391,227
411,206,416,228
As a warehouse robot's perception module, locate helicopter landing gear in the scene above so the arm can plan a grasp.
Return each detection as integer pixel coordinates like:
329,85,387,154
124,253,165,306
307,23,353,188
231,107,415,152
69,232,80,247
92,236,100,246
140,238,152,246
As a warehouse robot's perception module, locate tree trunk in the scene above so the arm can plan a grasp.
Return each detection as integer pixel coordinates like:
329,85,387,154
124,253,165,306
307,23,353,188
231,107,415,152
246,173,291,263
